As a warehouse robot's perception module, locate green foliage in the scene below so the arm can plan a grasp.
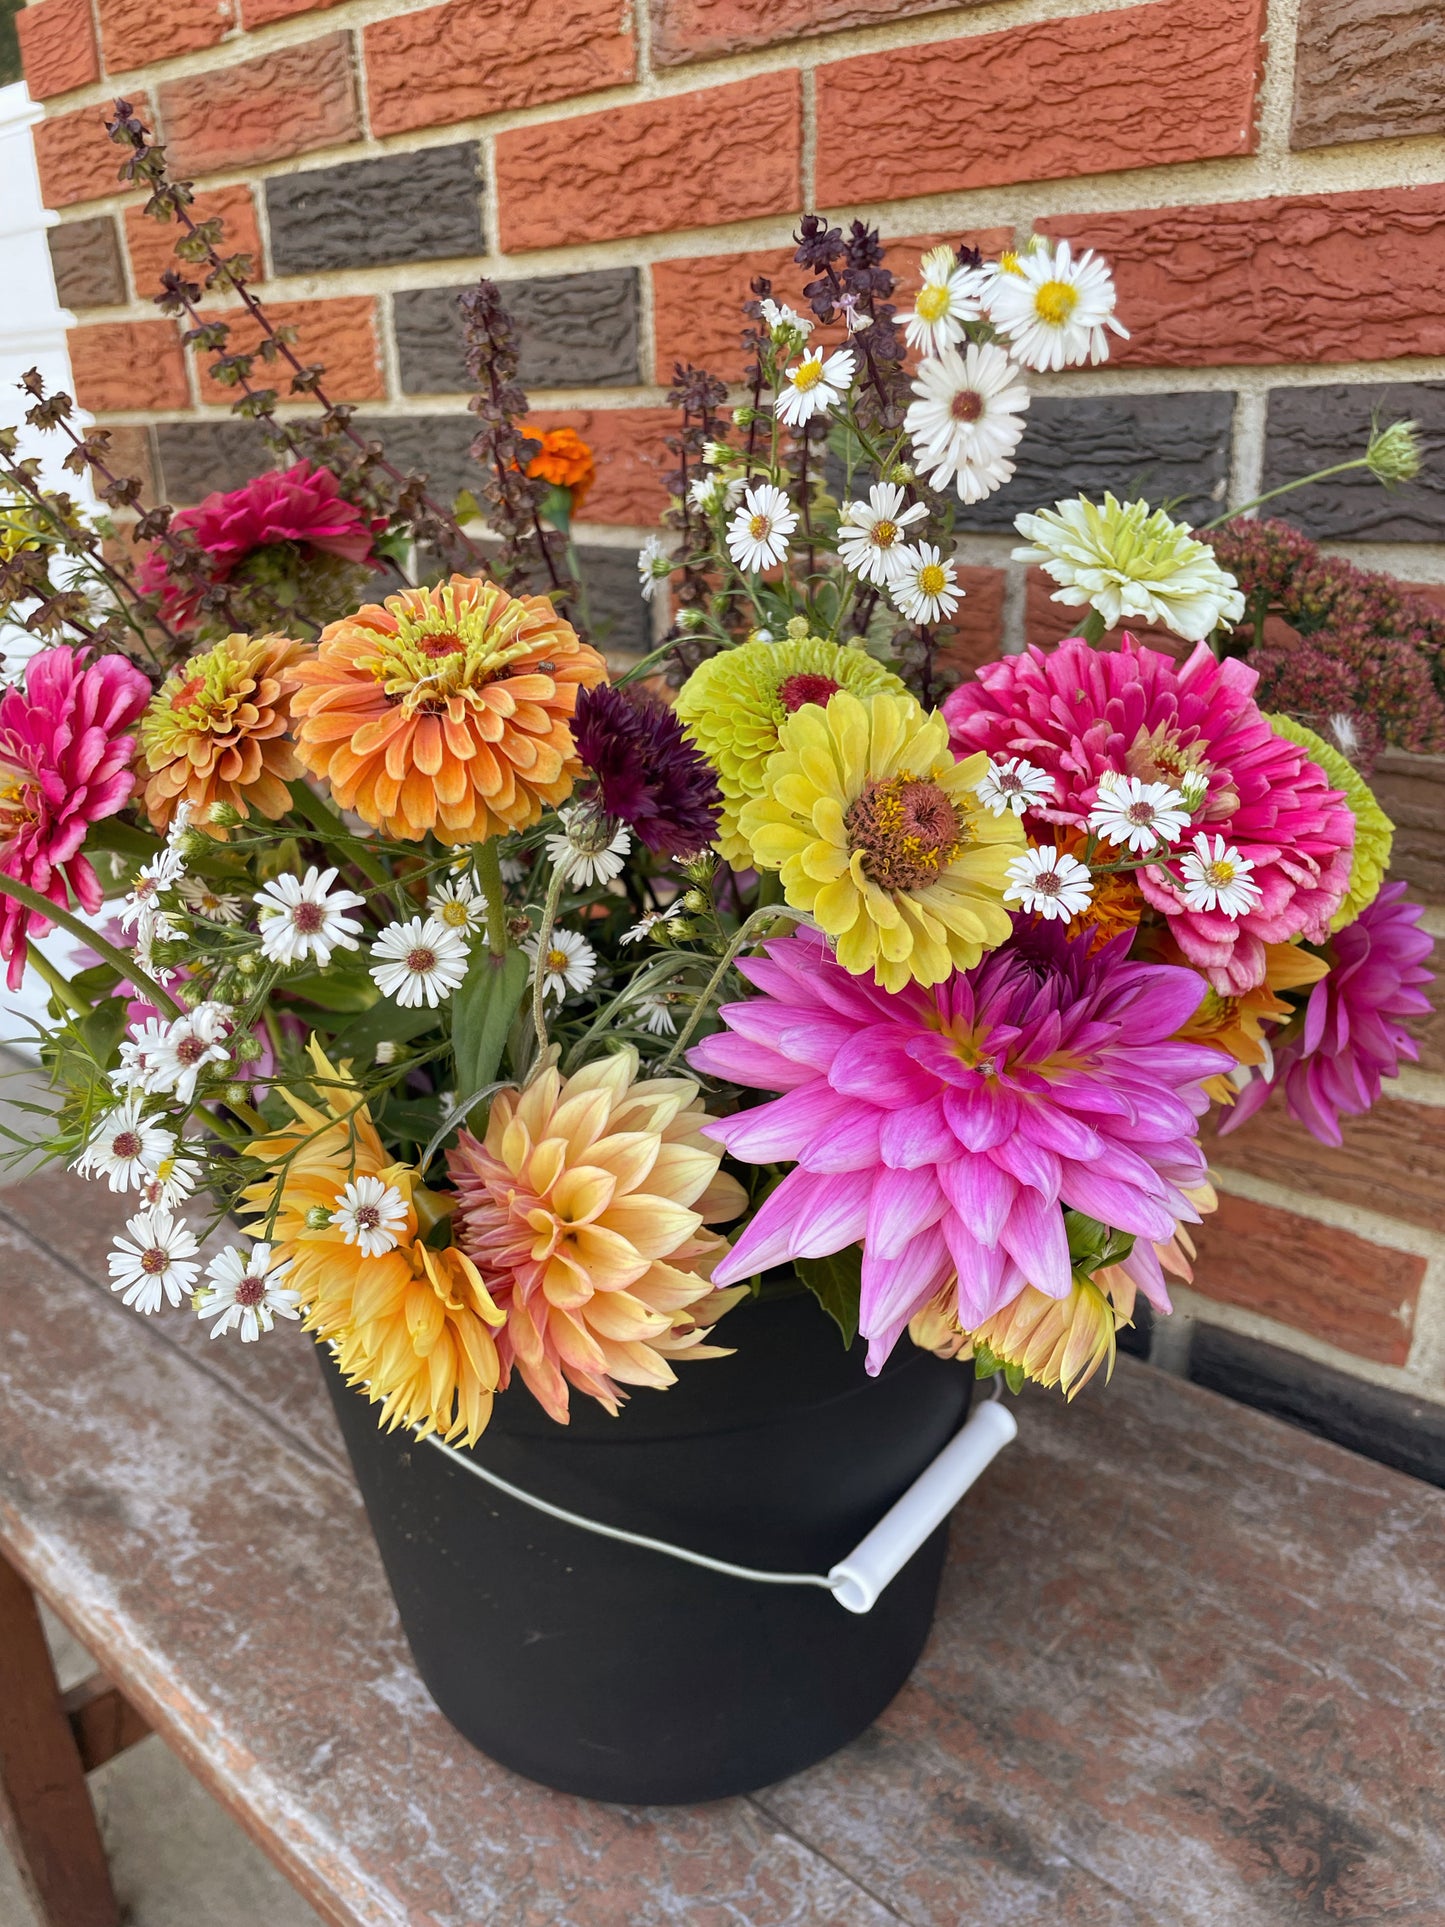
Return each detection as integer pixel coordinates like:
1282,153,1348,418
795,1244,861,1348
451,945,529,1100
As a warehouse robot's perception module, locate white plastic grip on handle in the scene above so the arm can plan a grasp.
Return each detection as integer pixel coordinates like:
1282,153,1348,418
827,1396,1019,1613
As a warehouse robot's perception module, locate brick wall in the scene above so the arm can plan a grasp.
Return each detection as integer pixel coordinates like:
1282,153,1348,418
16,0,1445,1470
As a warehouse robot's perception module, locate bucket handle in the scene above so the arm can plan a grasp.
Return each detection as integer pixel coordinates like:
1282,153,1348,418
422,1378,1017,1614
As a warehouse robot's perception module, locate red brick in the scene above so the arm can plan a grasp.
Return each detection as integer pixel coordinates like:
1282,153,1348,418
1024,568,1186,658
364,0,634,140
1370,751,1445,905
1042,185,1445,369
1191,1191,1422,1366
193,297,383,404
158,34,359,175
16,0,99,101
1414,978,1445,1077
98,0,234,72
69,320,189,413
651,0,977,65
242,0,345,24
125,187,263,303
937,567,1006,684
528,408,673,526
650,228,1012,383
1204,1096,1445,1237
32,99,145,210
497,74,801,254
815,0,1265,207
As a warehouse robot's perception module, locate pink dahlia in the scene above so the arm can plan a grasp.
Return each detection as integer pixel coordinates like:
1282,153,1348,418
139,462,384,625
943,636,1356,994
1220,882,1434,1146
0,647,152,989
694,923,1229,1372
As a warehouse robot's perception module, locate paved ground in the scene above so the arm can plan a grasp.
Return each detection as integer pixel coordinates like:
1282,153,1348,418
0,1048,324,1927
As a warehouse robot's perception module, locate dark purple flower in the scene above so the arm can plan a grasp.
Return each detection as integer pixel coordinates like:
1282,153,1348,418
1220,881,1435,1146
573,684,721,858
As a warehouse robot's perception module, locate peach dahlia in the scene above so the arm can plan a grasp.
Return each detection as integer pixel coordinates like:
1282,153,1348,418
289,575,608,843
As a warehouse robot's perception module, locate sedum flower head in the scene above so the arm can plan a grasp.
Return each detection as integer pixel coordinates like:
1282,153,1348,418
675,635,909,866
1014,493,1246,643
1266,713,1393,931
738,689,1024,991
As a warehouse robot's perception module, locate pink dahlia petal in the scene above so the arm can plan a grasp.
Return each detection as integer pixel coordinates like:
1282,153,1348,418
861,1224,953,1372
866,1164,950,1261
938,1155,1015,1248
999,1188,1073,1298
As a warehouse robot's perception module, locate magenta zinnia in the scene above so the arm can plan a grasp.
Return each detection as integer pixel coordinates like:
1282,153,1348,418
943,636,1356,995
1220,881,1434,1146
694,923,1229,1372
0,646,152,990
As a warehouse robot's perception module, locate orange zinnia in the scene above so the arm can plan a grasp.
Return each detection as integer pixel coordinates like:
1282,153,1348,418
289,574,607,843
526,427,596,510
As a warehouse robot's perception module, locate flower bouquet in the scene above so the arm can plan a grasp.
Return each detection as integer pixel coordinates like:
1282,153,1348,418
1,162,1435,1799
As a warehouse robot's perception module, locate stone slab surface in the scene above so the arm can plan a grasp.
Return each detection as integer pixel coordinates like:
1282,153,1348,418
1260,381,1445,541
394,268,641,394
1,1168,1442,1926
265,145,485,276
1291,0,1445,150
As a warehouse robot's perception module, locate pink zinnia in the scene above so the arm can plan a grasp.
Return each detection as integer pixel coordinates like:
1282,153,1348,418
0,647,152,990
1220,882,1434,1146
139,461,384,626
943,637,1356,994
694,924,1229,1372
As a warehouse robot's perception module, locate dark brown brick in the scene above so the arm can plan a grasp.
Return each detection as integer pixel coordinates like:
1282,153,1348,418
1206,1095,1445,1236
1192,1192,1422,1365
394,270,640,394
154,422,275,505
352,413,478,510
1370,752,1445,904
956,391,1234,535
265,145,484,275
47,216,125,310
1292,0,1445,150
1260,382,1445,541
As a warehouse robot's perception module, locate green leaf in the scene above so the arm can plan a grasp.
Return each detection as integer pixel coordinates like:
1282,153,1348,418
79,997,128,1067
452,944,529,1101
281,958,380,1013
795,1245,861,1348
324,997,440,1064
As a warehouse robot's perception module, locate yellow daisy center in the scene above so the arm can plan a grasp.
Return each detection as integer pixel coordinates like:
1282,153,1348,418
748,512,771,539
916,285,951,322
998,250,1022,276
918,563,948,596
791,359,824,392
1206,857,1238,887
869,519,900,549
845,775,965,892
1035,280,1079,326
545,947,569,973
439,899,471,928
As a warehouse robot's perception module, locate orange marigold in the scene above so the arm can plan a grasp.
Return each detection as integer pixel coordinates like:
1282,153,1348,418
289,574,607,843
526,427,596,510
136,631,305,837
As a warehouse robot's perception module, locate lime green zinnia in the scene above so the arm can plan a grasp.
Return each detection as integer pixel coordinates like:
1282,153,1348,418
1268,713,1393,930
675,636,909,866
737,688,1023,991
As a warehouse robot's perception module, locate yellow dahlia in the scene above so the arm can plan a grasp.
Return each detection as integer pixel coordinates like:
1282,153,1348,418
137,632,305,836
738,688,1024,991
675,635,909,865
290,574,607,843
448,1047,748,1424
241,1040,504,1446
1267,713,1394,930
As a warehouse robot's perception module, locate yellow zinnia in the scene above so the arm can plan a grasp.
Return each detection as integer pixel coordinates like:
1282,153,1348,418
738,688,1024,991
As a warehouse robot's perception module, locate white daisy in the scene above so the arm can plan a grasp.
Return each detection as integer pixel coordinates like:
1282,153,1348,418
760,298,813,342
775,347,855,428
107,1207,201,1315
1003,846,1094,922
255,866,366,968
177,877,245,924
119,850,184,934
621,901,687,945
1088,775,1190,855
637,534,672,603
904,243,988,356
165,800,194,849
499,853,526,885
196,1243,300,1343
635,990,679,1037
904,342,1030,504
369,915,469,1009
111,1015,173,1095
332,1175,409,1257
985,238,1128,372
137,1150,203,1211
1178,768,1210,812
890,543,962,626
1177,834,1262,918
836,482,928,587
726,482,798,573
73,1094,173,1193
147,1002,234,1104
690,472,746,517
544,805,632,888
427,874,485,937
975,756,1055,818
525,926,597,1005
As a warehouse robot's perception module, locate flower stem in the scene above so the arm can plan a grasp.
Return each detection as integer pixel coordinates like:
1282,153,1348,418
474,837,509,958
286,781,391,891
659,906,789,1073
1198,459,1370,531
25,941,91,1018
0,875,182,1016
530,862,568,1053
1078,607,1108,645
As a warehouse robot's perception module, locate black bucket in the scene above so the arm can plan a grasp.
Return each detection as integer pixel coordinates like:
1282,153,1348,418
323,1287,972,1803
